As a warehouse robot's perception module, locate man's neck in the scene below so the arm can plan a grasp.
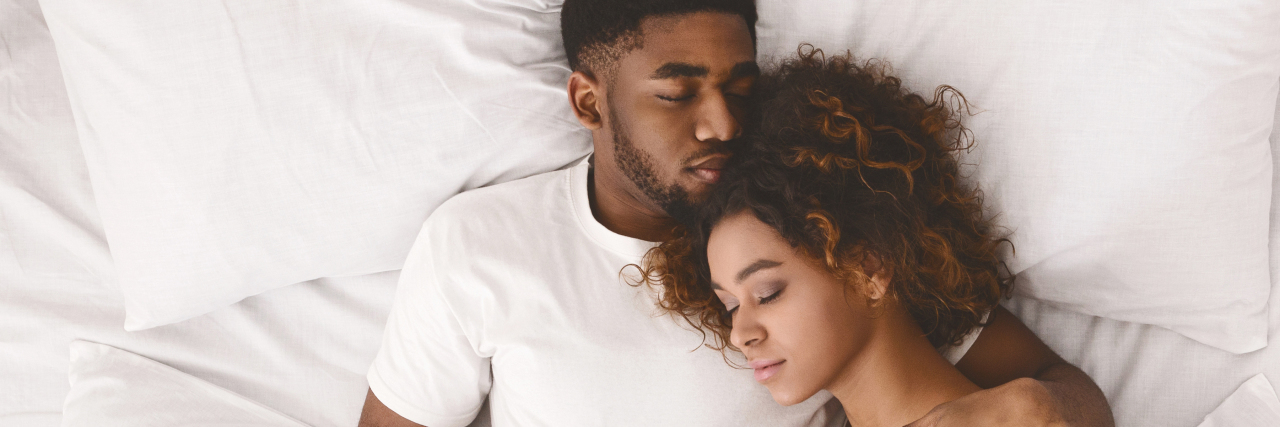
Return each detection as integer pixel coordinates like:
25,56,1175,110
829,308,981,427
587,167,680,243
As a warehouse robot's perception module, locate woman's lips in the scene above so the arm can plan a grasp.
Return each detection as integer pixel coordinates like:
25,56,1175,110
751,360,785,382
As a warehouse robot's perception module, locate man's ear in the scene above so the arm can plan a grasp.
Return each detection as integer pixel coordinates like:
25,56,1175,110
568,71,604,130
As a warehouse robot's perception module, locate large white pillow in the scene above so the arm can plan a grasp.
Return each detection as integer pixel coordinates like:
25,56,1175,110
755,0,1279,353
40,0,590,329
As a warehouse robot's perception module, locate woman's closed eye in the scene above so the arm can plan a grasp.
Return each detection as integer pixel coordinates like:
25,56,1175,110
723,299,740,316
758,288,783,304
717,292,740,320
720,287,784,321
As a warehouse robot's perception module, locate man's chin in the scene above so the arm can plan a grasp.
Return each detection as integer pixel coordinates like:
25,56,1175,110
684,189,712,205
660,189,705,228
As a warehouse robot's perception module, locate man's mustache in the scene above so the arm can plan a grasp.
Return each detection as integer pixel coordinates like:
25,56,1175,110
681,147,732,167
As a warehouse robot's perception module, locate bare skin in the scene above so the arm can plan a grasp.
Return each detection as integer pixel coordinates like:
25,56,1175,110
358,389,421,427
359,10,1113,427
906,308,1112,427
709,212,983,426
576,13,755,242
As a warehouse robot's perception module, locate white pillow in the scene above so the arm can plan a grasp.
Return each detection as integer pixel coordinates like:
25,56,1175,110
63,340,310,427
40,0,590,329
755,0,1279,353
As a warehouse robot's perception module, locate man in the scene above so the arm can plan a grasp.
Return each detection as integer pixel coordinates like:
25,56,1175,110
359,1,1114,426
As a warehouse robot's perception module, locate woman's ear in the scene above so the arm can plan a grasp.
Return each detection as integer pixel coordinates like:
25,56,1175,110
567,71,603,130
862,253,892,300
865,270,891,301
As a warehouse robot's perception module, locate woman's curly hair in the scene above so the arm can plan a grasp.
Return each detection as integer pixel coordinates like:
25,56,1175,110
636,46,1013,353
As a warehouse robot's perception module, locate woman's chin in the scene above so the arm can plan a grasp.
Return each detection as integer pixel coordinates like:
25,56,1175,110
767,384,814,407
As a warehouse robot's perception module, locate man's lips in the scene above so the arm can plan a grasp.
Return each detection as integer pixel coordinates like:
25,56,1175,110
750,359,785,382
687,155,729,183
690,168,722,183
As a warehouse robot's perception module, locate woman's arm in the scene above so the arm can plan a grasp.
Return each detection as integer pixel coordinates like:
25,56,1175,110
910,305,1115,427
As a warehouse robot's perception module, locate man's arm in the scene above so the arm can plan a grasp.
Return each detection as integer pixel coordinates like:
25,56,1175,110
912,304,1114,427
358,388,426,427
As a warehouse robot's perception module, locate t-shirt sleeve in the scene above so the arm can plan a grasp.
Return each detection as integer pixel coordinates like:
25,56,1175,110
938,310,992,365
367,224,491,427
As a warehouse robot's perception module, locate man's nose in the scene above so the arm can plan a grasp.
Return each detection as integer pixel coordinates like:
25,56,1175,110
694,93,742,143
729,306,765,349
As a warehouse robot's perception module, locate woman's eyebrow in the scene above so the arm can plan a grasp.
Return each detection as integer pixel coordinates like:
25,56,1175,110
737,259,782,283
711,259,781,290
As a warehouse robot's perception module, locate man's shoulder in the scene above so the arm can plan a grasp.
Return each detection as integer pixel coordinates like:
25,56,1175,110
425,167,573,232
406,166,579,285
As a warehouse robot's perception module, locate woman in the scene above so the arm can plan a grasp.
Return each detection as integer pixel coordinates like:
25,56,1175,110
636,47,1013,426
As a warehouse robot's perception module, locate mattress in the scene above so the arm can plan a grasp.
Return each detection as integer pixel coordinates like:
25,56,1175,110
2,0,1277,426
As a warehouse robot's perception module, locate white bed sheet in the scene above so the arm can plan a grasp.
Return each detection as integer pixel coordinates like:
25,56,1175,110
1,0,109,423
1199,374,1280,427
1,0,1278,425
63,341,310,427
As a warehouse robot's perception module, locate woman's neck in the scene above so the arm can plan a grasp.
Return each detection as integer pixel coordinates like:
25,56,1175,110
827,307,980,427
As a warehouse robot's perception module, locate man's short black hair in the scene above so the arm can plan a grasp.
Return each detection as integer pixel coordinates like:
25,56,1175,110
561,0,757,79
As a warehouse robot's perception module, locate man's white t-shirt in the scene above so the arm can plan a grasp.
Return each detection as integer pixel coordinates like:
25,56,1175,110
367,160,981,426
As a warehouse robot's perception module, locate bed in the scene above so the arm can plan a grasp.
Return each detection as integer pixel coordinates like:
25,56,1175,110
2,0,1278,426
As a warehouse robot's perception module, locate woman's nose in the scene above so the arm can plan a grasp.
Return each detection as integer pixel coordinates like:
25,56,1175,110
729,306,766,349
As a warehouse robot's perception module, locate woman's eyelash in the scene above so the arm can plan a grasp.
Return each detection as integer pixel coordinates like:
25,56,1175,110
657,94,693,102
720,287,782,321
759,289,782,304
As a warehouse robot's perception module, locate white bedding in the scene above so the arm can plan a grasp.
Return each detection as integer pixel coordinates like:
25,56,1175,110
2,0,1279,426
63,341,309,427
1198,374,1280,427
2,4,398,425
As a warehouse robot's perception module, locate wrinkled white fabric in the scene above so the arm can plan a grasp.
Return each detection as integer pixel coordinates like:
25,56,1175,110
39,0,592,329
1197,374,1280,427
63,341,310,427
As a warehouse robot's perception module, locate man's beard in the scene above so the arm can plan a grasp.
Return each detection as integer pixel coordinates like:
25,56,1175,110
608,109,698,227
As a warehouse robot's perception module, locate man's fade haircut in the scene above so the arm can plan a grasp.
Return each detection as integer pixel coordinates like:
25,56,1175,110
561,0,758,80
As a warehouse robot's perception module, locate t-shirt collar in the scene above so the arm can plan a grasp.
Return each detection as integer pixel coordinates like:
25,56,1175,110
569,157,659,259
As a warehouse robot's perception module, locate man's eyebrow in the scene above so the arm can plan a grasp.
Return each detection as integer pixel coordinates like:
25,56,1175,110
730,61,761,79
736,259,782,283
650,62,709,79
